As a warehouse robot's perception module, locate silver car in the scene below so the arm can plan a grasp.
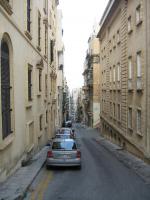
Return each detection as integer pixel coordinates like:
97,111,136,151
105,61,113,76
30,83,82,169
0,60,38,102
55,133,72,139
46,138,81,168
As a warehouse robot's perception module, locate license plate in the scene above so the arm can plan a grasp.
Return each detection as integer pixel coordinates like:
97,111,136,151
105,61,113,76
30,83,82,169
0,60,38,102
63,155,70,159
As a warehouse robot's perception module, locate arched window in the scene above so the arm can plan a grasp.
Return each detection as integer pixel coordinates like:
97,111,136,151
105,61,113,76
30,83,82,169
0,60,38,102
1,39,12,139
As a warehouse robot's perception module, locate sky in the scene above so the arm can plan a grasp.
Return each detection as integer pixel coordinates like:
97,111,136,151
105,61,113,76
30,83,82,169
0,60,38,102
58,0,109,90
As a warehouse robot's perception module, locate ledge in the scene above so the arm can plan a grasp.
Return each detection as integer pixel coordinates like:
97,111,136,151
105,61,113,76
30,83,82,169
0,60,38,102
0,133,15,151
26,101,33,109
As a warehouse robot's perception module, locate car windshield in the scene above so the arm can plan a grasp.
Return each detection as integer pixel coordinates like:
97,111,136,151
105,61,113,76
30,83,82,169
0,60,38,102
52,141,77,150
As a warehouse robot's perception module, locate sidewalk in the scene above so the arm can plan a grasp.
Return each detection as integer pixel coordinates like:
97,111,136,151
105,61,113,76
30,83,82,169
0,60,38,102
77,124,150,184
0,146,48,200
90,128,150,184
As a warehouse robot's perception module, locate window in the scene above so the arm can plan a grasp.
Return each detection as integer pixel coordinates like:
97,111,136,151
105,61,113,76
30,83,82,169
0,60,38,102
39,115,43,131
109,40,112,52
137,109,141,133
46,110,48,123
117,63,120,81
45,24,47,57
1,39,12,139
118,104,121,121
44,0,48,14
113,35,116,48
128,107,132,129
128,57,132,79
117,30,120,44
50,40,54,63
45,74,47,97
113,66,115,82
104,70,106,84
137,52,141,77
113,103,115,118
110,102,112,116
128,16,132,33
110,68,112,83
38,11,41,47
136,5,142,25
28,66,32,101
27,0,31,33
39,70,42,92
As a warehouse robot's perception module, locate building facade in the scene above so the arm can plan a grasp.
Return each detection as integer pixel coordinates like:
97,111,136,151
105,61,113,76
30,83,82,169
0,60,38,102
56,9,64,129
82,34,100,128
0,0,60,182
97,0,150,161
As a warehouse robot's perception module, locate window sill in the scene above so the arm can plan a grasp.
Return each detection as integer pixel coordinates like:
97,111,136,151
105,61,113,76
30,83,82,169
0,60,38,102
128,127,133,132
26,101,33,109
0,0,13,15
38,131,42,138
128,29,133,35
25,31,32,40
45,125,48,129
37,92,42,97
137,131,143,137
0,134,15,151
136,20,142,27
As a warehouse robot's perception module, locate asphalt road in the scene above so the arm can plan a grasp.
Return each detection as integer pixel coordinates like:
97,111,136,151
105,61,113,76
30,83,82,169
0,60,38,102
24,124,150,200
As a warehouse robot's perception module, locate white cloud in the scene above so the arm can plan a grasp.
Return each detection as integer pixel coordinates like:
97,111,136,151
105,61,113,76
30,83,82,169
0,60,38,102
59,0,109,90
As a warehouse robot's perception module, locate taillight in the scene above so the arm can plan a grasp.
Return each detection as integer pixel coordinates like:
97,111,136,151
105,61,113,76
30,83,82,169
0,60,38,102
76,151,81,158
47,151,53,158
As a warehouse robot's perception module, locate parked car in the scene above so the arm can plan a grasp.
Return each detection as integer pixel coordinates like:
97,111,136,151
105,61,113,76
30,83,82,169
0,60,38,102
65,120,72,127
46,138,81,168
55,133,72,139
58,127,76,139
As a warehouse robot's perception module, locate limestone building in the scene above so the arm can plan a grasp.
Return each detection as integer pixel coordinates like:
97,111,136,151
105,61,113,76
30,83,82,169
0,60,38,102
82,33,100,128
0,0,61,182
97,0,150,161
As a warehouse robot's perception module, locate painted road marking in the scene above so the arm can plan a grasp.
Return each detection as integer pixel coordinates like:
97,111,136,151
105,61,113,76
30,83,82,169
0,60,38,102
30,170,53,200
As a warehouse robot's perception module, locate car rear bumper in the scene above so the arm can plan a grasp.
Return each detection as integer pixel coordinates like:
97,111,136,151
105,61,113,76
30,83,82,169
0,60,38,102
46,158,81,167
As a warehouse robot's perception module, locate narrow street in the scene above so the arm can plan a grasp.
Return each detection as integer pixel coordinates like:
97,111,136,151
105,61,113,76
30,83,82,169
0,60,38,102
24,125,150,200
